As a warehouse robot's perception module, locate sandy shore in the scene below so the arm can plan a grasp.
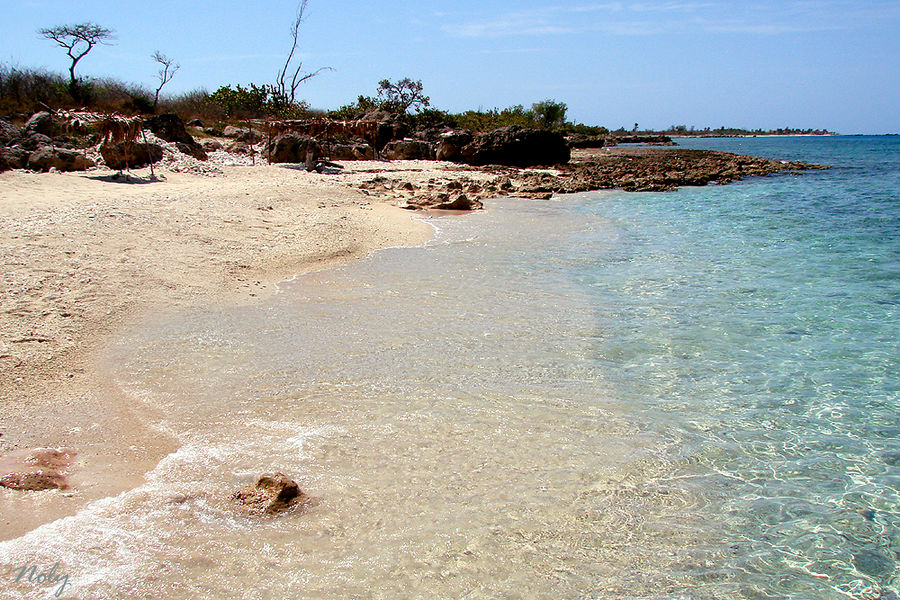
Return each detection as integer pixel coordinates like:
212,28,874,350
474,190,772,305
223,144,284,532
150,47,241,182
0,159,496,539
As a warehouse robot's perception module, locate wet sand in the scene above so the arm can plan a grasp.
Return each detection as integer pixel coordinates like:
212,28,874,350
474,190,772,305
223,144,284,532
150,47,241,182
0,160,473,539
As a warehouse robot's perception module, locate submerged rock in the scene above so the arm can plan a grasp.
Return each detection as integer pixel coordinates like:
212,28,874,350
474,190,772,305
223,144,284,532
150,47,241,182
232,472,306,515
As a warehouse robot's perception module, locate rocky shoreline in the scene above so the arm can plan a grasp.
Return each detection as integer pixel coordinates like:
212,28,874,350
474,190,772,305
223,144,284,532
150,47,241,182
373,147,826,209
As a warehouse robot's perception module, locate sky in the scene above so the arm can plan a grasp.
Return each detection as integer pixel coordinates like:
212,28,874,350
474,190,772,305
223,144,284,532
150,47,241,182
2,0,899,134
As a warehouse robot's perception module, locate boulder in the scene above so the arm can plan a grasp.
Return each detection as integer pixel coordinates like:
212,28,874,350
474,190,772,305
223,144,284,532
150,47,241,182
266,134,320,164
201,139,224,152
23,111,58,137
436,130,474,162
460,126,570,167
27,147,95,172
225,126,263,144
0,119,22,145
329,143,374,160
1,147,29,170
144,113,195,145
382,139,435,160
204,127,224,137
232,472,306,515
187,118,204,127
175,142,207,161
100,141,163,170
18,133,53,151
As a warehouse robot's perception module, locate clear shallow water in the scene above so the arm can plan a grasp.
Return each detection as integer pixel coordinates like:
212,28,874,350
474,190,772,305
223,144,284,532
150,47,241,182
1,137,897,599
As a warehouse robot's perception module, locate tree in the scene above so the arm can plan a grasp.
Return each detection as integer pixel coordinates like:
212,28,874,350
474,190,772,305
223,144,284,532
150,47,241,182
38,22,114,102
151,51,179,111
275,0,331,107
376,78,430,114
531,99,567,130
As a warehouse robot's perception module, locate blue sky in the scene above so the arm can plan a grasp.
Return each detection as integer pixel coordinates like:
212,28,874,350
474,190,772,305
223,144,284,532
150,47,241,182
2,0,898,133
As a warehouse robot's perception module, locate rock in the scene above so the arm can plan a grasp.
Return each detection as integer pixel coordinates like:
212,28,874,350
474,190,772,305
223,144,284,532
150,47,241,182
566,134,606,149
223,125,263,144
266,134,320,164
436,130,474,162
0,471,68,491
232,472,306,515
201,139,224,152
204,127,224,137
27,147,95,172
144,113,195,145
18,133,53,151
0,147,29,170
460,126,570,167
187,118,204,127
329,143,374,160
0,119,22,145
100,141,163,170
435,193,482,210
23,111,58,136
226,141,251,154
382,139,434,160
175,141,208,161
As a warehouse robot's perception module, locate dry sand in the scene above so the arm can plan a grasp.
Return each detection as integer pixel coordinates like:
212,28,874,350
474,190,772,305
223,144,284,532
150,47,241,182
0,159,489,539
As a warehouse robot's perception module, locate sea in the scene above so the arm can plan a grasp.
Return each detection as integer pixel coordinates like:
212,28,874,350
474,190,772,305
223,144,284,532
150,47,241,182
1,136,897,599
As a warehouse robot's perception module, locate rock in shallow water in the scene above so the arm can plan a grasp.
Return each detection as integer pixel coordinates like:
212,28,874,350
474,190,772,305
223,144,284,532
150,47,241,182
232,472,306,515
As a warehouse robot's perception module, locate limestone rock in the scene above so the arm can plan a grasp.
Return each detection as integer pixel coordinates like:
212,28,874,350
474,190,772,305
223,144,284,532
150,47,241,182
0,471,68,491
232,472,306,515
460,126,570,167
330,143,374,160
201,139,224,152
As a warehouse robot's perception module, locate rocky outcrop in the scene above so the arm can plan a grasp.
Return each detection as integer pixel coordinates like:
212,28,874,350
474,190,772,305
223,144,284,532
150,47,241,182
27,147,95,172
566,134,606,149
232,472,306,515
605,135,675,146
100,141,164,170
506,147,826,195
359,175,493,211
436,130,474,162
382,139,434,160
18,133,53,151
460,126,570,167
266,134,320,164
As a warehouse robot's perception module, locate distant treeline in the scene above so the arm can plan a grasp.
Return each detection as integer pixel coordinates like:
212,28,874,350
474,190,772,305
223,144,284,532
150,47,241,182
657,124,835,136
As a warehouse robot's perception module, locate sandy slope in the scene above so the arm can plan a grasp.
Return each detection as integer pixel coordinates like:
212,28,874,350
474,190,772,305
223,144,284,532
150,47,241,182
0,160,472,539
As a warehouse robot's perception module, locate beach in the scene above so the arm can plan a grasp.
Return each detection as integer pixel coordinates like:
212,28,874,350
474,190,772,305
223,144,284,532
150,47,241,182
1,137,896,599
0,159,467,538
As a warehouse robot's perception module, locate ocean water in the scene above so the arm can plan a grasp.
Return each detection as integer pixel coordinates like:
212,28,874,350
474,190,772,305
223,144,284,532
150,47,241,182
1,136,897,599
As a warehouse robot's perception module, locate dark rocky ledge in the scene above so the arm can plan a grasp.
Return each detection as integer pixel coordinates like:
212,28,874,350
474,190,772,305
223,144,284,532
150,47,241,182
505,147,828,196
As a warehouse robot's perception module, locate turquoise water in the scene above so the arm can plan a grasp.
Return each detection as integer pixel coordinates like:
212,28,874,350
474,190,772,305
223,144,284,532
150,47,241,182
580,136,900,598
1,137,896,599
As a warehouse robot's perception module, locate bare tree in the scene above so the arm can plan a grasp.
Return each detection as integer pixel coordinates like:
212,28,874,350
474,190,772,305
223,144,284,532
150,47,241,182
275,0,331,105
151,51,180,110
38,22,115,100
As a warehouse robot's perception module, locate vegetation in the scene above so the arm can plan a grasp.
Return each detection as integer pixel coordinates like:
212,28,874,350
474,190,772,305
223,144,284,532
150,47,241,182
151,51,179,111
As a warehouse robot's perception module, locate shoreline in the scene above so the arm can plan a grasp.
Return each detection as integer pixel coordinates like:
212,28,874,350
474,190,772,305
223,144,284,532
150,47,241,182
0,160,448,540
0,145,822,541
